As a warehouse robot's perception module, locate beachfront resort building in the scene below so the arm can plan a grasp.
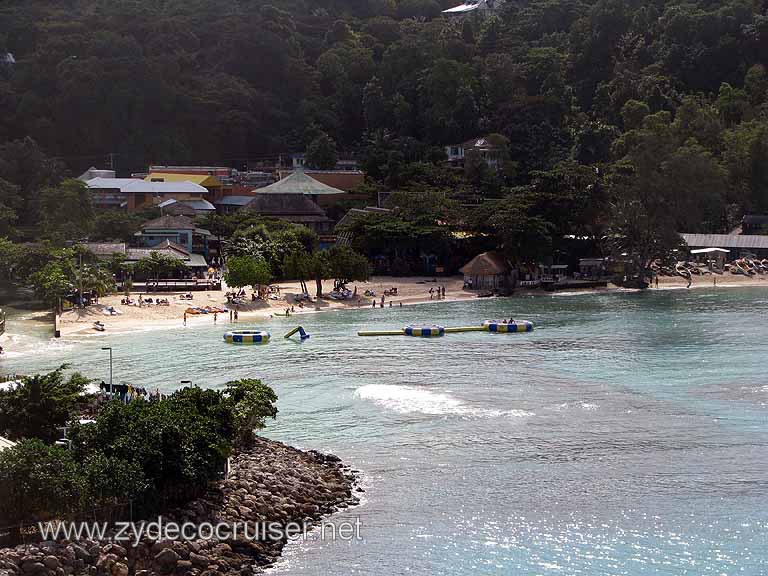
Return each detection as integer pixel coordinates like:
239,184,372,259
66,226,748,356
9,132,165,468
134,215,212,256
681,233,768,259
81,240,210,278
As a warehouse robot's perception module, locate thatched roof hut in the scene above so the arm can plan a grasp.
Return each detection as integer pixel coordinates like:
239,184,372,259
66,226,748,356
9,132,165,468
459,251,510,290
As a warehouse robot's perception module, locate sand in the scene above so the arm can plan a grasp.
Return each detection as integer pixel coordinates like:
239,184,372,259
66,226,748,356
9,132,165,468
52,272,768,337
57,276,472,336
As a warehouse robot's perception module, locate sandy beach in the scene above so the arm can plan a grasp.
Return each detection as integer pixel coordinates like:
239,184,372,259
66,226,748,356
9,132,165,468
57,276,473,336
50,272,768,337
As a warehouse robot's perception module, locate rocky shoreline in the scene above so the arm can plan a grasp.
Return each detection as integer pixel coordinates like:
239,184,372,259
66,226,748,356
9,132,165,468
0,437,361,576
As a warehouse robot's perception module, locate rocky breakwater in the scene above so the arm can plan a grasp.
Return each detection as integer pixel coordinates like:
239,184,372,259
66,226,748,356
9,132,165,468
0,437,361,575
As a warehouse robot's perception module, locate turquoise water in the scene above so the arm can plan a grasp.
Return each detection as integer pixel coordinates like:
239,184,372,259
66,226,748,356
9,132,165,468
2,288,768,575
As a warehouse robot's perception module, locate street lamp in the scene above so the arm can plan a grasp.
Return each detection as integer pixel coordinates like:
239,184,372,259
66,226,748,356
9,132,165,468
101,347,113,394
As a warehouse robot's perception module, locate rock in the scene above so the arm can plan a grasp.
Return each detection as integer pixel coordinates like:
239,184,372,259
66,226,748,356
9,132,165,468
175,560,193,574
42,557,59,571
188,553,209,569
19,561,45,575
154,549,179,574
110,563,128,576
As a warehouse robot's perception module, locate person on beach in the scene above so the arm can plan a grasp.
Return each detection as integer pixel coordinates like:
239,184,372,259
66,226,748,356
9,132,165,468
229,309,233,322
442,286,446,298
429,287,434,299
380,295,385,307
234,309,239,322
655,276,659,288
399,301,403,307
183,312,187,326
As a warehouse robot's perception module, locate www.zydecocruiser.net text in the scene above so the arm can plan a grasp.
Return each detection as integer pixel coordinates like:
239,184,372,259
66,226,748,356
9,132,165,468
37,518,363,547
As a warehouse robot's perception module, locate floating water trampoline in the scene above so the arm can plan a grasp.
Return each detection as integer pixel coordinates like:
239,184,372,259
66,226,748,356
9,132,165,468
404,325,445,337
483,320,534,333
223,329,271,344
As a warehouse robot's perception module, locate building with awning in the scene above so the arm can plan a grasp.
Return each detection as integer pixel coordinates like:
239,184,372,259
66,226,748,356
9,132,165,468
681,234,768,258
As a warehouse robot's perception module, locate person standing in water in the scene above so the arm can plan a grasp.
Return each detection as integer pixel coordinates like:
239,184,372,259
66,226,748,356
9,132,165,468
183,312,187,326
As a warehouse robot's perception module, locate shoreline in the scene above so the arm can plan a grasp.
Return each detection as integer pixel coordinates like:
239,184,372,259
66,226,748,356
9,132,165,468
0,437,361,573
3,273,767,341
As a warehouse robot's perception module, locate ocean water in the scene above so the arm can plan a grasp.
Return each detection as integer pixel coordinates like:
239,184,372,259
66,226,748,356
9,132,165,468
2,288,768,575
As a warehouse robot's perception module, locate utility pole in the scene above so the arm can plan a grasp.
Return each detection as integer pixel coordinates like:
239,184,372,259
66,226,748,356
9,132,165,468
101,347,113,394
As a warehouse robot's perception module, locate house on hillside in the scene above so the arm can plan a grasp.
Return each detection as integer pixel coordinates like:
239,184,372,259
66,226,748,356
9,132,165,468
443,0,504,17
134,215,211,256
445,135,508,171
244,194,333,234
460,251,513,291
0,435,15,452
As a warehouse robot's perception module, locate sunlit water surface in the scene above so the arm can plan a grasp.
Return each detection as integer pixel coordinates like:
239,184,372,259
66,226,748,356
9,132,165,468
2,288,768,575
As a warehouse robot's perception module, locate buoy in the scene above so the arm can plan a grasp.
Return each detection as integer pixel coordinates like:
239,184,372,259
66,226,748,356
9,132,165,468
284,326,310,340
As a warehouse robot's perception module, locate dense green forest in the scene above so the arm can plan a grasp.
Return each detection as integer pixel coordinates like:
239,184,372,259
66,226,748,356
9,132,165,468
1,0,768,274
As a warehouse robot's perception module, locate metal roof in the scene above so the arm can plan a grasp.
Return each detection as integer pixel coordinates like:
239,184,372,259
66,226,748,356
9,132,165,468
215,196,256,206
256,169,345,196
86,177,208,194
146,173,223,188
681,234,768,250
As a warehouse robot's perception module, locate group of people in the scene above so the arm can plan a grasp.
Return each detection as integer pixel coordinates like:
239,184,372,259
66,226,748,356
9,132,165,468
429,286,447,300
120,295,171,306
98,381,162,403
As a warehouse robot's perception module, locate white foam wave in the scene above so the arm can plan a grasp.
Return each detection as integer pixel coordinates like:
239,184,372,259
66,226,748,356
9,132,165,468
355,384,533,418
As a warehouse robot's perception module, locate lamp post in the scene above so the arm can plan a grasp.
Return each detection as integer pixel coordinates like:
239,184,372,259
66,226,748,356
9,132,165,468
101,347,113,394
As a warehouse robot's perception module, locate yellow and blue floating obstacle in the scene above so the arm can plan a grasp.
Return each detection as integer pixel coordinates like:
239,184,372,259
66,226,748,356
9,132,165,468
358,320,534,336
284,326,310,340
404,325,445,337
483,320,534,333
224,329,270,344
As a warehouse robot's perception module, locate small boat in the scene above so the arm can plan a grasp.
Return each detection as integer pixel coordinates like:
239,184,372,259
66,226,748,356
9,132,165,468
93,321,105,332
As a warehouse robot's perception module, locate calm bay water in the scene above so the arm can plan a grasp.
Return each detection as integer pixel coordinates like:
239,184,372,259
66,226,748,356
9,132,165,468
2,288,768,575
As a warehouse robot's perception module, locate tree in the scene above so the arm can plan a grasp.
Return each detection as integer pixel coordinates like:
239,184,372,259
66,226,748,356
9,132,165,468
224,255,272,289
0,365,90,442
0,440,82,525
28,261,71,311
223,379,278,447
136,251,185,282
305,132,339,170
326,246,370,290
39,179,94,241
